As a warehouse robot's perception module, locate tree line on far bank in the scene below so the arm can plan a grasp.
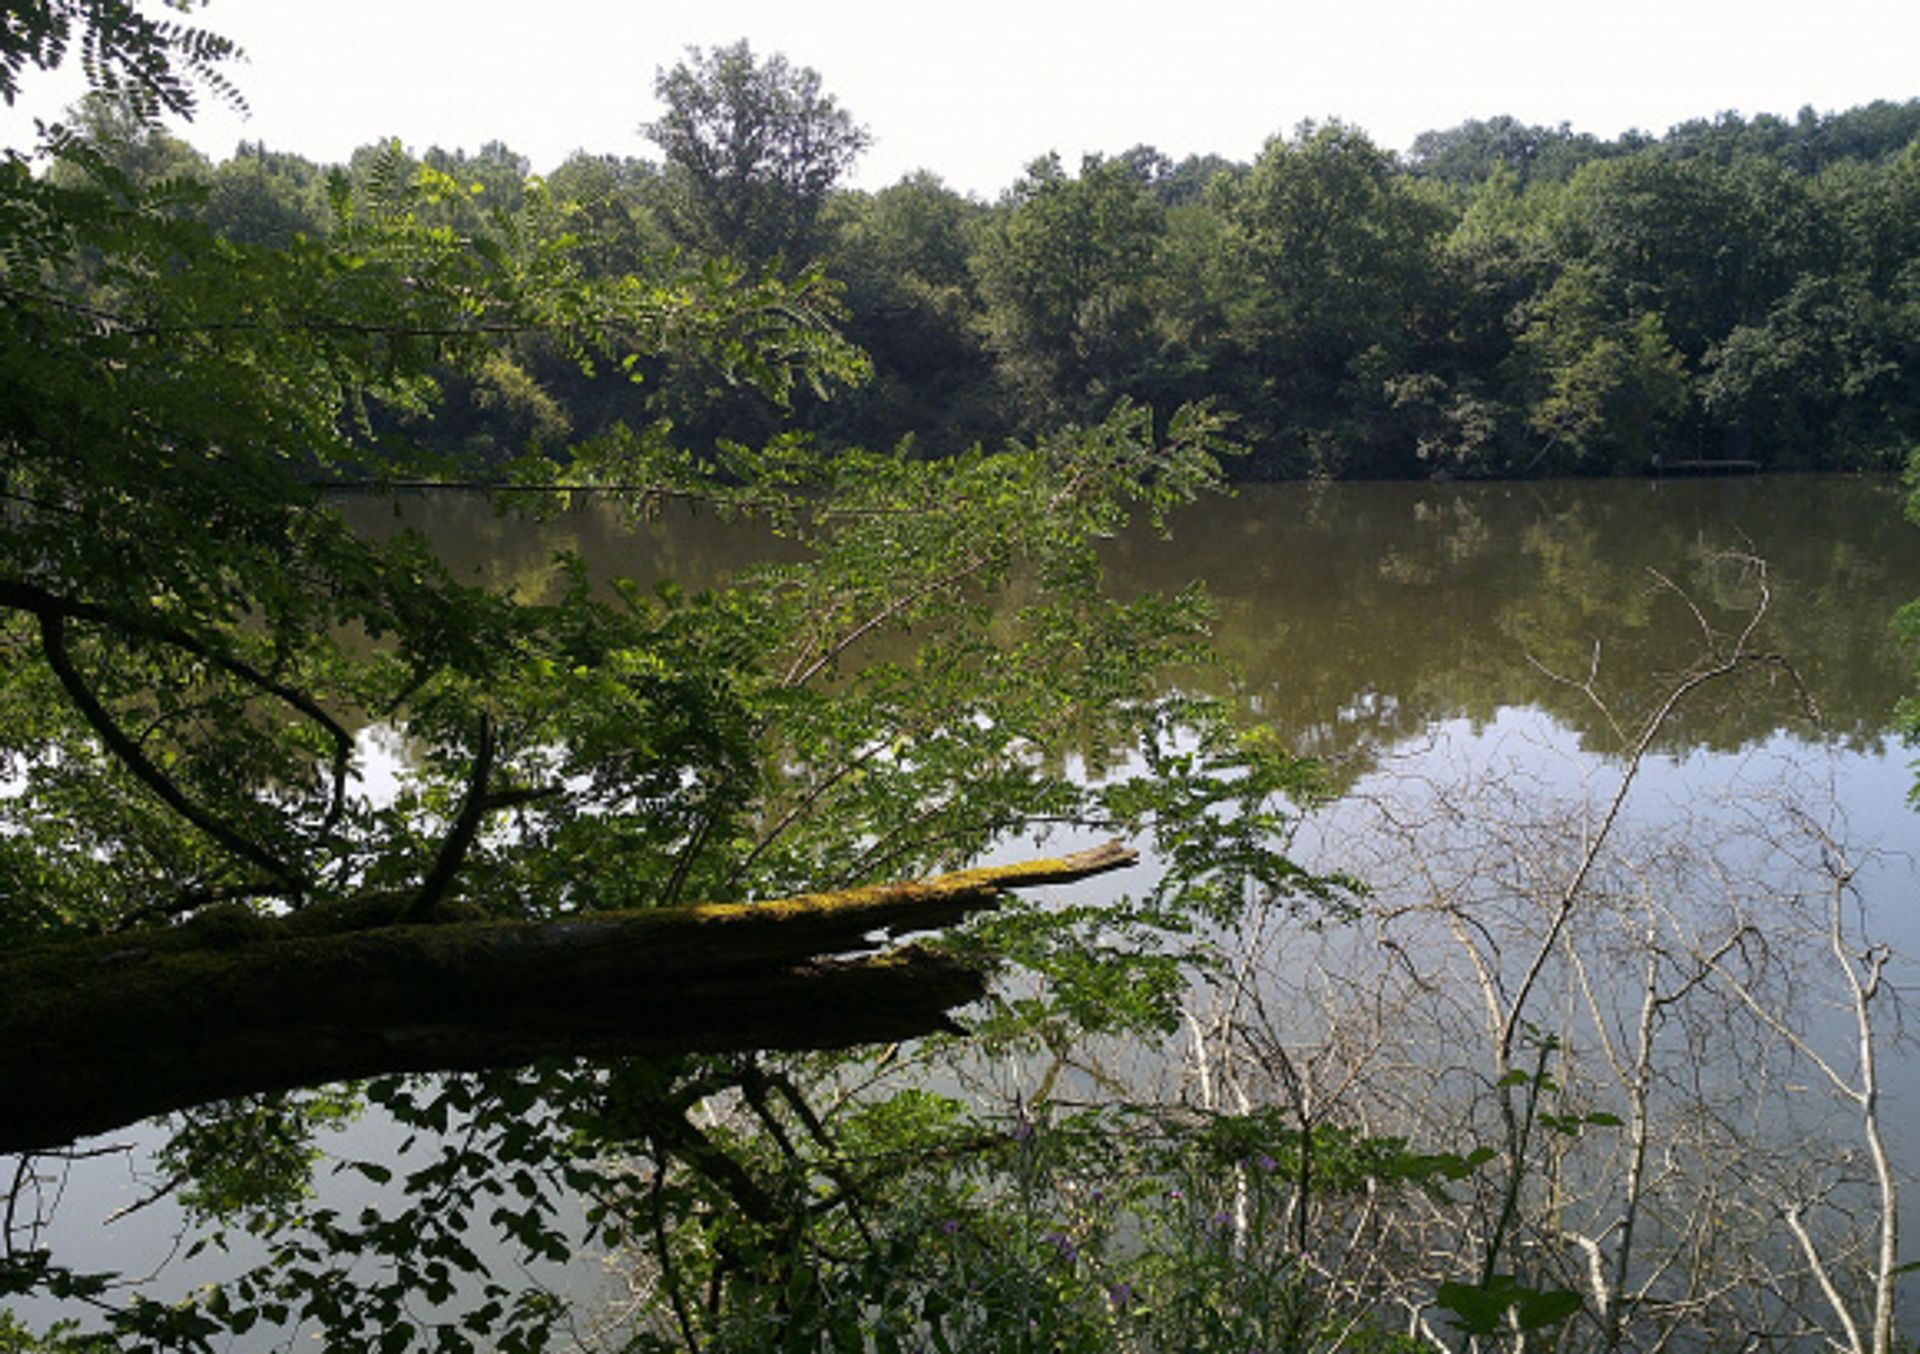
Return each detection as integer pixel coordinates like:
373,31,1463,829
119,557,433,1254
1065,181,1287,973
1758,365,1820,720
56,44,1920,479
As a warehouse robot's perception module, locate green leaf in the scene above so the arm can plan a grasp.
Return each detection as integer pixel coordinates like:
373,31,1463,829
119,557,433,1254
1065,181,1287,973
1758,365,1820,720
1435,1278,1512,1336
1516,1287,1584,1330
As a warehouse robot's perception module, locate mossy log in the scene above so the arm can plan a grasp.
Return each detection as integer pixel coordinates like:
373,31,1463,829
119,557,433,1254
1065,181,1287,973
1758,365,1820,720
0,843,1135,1153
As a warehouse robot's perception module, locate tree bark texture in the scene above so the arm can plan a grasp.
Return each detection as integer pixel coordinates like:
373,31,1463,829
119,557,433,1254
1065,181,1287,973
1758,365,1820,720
0,843,1136,1152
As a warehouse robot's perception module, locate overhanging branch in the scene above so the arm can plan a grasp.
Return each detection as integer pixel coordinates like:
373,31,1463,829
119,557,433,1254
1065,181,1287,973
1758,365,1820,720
0,842,1136,1153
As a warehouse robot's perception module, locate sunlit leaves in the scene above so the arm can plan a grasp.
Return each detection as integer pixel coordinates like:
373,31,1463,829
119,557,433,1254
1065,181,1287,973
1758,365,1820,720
0,114,871,925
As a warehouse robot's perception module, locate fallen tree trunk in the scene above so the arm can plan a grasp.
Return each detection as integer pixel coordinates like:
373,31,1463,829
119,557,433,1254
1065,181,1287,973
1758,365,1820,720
0,843,1135,1153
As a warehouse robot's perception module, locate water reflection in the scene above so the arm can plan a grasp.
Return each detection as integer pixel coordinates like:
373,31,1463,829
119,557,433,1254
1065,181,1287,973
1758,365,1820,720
342,476,1920,771
1114,476,1920,767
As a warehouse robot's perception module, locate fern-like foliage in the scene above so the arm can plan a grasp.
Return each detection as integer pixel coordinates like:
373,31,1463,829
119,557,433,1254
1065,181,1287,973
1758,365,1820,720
1,0,244,126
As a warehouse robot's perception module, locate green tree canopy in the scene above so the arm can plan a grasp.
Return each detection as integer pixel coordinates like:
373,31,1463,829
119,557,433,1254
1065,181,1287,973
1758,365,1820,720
642,39,870,267
973,152,1168,429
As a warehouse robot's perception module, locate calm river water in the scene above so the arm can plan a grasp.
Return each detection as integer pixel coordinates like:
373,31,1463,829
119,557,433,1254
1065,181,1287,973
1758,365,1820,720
342,472,1920,1336
342,473,1920,769
18,474,1920,1342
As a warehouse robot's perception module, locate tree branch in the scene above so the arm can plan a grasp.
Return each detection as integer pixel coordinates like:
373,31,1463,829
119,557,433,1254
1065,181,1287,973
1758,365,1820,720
0,842,1136,1152
400,713,496,923
0,579,353,842
32,605,299,891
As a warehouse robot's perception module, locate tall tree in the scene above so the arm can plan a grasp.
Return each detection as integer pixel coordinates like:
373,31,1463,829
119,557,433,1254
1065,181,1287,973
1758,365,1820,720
1210,121,1453,475
642,39,870,267
972,152,1168,429
201,140,329,247
1510,264,1691,472
1407,115,1608,187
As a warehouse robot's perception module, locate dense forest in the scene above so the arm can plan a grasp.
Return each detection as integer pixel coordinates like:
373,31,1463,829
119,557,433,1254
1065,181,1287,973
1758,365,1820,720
55,51,1920,479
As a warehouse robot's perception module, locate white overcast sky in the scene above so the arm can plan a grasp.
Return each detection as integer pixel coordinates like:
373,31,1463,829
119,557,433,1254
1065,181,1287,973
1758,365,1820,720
4,0,1918,197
